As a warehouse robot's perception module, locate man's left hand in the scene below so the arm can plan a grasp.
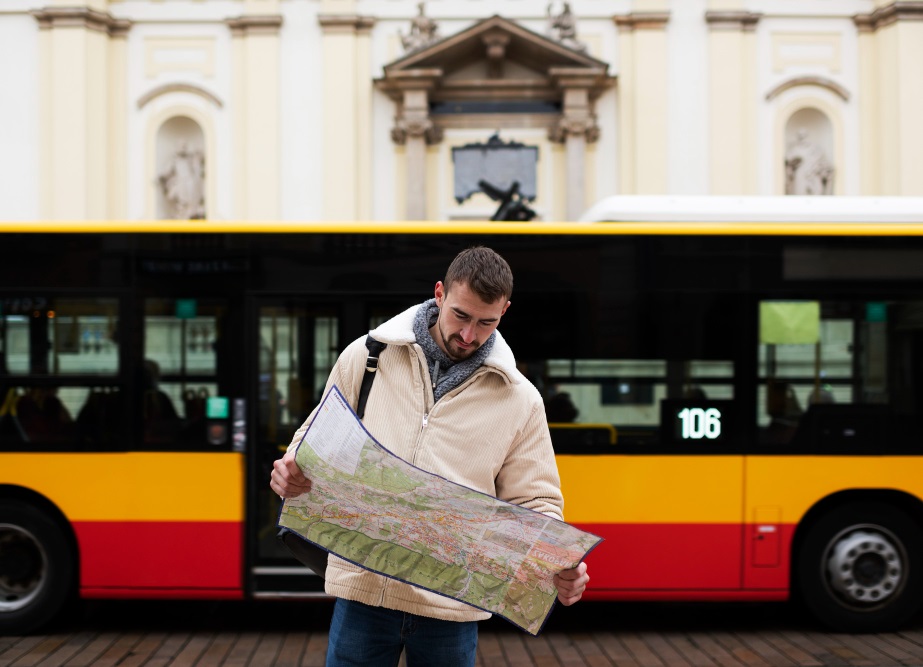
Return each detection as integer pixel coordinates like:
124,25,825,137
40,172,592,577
553,561,589,606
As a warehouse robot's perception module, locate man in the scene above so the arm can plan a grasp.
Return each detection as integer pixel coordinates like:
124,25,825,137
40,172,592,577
270,246,589,666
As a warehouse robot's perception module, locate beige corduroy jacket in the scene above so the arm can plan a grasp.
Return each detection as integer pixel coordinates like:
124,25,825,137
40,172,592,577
285,302,564,622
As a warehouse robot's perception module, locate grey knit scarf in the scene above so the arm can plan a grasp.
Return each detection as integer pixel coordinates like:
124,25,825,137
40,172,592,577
413,299,495,402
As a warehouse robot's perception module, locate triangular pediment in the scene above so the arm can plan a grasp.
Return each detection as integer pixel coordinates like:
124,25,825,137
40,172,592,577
383,15,608,78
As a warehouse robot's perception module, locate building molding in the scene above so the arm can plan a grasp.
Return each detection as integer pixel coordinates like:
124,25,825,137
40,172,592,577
612,12,670,31
137,83,224,110
705,11,763,32
854,1,923,32
765,76,850,102
317,14,376,34
226,14,283,37
31,6,131,36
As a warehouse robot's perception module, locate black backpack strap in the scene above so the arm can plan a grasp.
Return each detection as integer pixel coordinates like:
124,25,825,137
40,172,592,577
356,335,387,420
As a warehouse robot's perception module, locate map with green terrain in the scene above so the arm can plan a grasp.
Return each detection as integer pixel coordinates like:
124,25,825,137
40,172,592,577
278,385,602,635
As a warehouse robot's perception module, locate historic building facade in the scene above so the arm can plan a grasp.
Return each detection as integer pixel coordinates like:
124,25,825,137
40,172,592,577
1,0,921,221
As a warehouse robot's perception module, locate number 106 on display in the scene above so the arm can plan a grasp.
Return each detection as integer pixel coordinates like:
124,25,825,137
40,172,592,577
677,407,722,440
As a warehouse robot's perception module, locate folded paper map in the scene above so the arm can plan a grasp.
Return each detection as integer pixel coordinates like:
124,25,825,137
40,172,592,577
278,385,602,635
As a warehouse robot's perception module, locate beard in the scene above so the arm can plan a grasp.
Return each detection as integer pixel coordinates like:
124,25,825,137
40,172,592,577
437,320,480,361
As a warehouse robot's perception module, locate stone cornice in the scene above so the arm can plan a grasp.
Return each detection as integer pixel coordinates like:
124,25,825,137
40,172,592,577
612,12,670,31
317,14,377,34
705,11,762,31
854,1,923,31
31,6,132,36
226,14,283,37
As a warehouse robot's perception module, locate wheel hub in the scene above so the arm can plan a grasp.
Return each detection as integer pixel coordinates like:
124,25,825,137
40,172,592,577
827,528,903,606
0,525,47,611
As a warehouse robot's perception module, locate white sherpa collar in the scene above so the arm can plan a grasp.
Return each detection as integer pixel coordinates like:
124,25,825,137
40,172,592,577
369,302,524,385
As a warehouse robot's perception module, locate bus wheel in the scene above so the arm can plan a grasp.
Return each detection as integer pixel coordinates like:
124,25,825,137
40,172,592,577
0,500,75,634
797,502,923,632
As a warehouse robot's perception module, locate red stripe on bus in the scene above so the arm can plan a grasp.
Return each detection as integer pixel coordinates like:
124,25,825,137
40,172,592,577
576,522,794,592
581,590,789,602
81,588,244,600
73,521,243,592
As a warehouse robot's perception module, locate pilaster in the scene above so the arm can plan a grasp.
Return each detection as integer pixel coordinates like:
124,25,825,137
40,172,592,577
548,68,606,221
317,14,377,220
853,2,923,195
613,12,670,194
227,14,283,219
382,72,442,221
32,6,130,219
705,11,761,194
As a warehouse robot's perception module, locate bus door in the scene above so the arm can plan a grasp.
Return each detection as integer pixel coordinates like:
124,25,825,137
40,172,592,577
249,299,341,596
248,297,407,597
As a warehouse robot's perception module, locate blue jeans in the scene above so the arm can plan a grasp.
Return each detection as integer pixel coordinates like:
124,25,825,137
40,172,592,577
326,598,478,667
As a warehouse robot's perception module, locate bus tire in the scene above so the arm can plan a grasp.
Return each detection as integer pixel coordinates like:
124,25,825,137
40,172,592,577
797,501,923,632
0,499,75,634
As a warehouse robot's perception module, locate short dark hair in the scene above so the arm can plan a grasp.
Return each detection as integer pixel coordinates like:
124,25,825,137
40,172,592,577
444,246,513,303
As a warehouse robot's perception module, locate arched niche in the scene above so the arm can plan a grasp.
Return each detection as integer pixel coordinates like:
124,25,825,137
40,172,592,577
155,115,207,219
783,107,835,195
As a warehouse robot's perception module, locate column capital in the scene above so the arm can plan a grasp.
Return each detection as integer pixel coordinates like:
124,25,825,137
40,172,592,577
704,11,762,31
226,15,283,37
854,2,923,31
31,6,132,36
548,116,599,144
613,12,670,31
318,14,377,34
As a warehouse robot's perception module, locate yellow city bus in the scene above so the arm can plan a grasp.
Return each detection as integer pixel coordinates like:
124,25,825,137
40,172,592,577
2,200,923,634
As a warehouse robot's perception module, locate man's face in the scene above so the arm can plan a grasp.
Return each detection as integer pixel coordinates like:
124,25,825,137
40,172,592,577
432,281,510,361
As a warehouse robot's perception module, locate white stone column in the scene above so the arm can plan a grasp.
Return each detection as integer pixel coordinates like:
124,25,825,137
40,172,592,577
383,73,442,221
549,69,605,221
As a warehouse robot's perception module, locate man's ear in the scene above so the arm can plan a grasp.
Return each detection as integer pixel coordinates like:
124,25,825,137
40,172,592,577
434,281,445,307
501,300,510,317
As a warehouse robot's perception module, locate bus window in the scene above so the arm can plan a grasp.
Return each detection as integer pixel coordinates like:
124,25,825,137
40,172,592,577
539,358,734,450
758,299,923,452
0,297,123,450
143,298,227,449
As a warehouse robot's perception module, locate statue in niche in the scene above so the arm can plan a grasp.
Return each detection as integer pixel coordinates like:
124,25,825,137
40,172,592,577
159,141,206,219
784,129,834,195
546,2,587,52
400,3,440,53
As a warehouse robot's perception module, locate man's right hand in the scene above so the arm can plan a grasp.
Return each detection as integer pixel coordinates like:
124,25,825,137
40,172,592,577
270,449,312,499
